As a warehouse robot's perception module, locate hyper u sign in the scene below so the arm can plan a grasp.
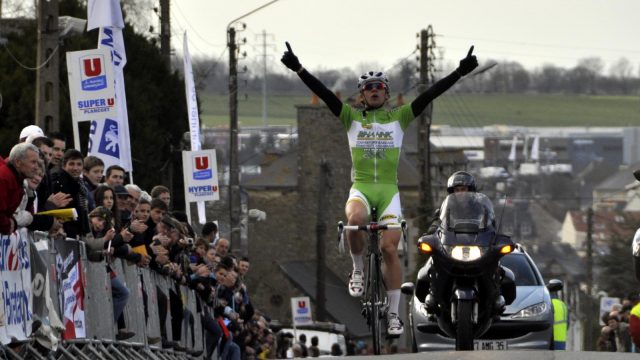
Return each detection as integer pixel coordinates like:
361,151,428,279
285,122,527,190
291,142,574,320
182,149,220,203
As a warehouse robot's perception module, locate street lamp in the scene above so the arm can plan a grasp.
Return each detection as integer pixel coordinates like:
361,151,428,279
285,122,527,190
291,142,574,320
58,16,87,39
227,0,281,255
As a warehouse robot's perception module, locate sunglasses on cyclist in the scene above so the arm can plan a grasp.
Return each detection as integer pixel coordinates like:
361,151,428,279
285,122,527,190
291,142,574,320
363,82,386,91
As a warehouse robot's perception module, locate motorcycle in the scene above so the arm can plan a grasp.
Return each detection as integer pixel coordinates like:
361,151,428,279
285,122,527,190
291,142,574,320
404,192,516,350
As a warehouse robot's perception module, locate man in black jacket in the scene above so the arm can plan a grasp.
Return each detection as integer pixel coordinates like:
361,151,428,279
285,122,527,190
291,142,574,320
50,149,90,239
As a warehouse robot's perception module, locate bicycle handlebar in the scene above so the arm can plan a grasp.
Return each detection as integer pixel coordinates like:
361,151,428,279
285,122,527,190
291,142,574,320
337,221,408,254
337,221,409,265
340,223,403,231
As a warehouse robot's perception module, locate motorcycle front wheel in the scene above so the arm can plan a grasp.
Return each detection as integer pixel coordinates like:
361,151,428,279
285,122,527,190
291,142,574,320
455,300,474,351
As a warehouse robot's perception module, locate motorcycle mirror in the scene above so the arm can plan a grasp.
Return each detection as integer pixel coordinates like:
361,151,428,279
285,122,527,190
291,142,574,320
546,279,563,293
401,282,415,295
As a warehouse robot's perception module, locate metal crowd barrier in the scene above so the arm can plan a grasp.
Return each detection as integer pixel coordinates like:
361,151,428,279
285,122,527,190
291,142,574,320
0,231,208,360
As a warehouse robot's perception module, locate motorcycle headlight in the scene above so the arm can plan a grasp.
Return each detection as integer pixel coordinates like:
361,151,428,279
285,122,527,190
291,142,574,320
510,302,548,319
449,246,482,262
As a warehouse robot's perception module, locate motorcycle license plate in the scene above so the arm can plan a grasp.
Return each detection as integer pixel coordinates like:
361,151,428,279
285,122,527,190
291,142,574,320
473,340,508,350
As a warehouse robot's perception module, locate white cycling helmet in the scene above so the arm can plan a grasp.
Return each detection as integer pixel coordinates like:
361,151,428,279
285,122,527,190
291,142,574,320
357,71,389,91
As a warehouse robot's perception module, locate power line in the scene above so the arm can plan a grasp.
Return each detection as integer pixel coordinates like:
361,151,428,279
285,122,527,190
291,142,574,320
441,34,640,54
441,45,639,66
171,1,226,48
1,43,59,71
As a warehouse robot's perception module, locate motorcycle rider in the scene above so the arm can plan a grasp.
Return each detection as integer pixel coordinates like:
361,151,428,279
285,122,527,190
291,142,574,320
416,171,507,314
425,171,483,235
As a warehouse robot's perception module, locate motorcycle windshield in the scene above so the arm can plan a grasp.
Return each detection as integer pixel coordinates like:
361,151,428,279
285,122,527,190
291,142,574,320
439,192,494,233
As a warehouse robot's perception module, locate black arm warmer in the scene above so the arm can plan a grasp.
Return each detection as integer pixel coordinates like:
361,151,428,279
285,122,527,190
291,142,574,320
298,69,343,117
411,71,461,117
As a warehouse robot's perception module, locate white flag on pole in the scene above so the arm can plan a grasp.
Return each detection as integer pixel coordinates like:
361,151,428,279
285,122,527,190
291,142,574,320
508,135,517,162
86,0,132,172
183,32,207,224
531,136,540,161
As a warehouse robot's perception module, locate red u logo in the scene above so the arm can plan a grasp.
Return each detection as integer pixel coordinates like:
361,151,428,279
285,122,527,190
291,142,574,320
195,156,208,170
83,58,102,77
298,301,306,308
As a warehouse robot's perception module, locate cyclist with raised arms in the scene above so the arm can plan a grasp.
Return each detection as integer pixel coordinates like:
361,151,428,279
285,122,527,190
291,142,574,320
281,42,478,336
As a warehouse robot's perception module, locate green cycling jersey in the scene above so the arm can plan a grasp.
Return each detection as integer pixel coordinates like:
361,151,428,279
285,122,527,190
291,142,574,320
339,103,415,184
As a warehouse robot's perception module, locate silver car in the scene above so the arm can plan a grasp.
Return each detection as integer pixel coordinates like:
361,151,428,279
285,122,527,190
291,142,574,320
407,247,556,351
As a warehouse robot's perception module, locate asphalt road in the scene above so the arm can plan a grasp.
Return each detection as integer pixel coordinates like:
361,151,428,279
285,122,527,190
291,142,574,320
330,350,639,359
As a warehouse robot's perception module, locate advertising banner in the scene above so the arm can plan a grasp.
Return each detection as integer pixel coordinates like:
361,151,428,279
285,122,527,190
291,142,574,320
183,32,207,224
290,296,313,326
0,228,33,344
599,296,621,326
55,239,86,339
66,47,116,122
182,150,220,203
85,0,133,172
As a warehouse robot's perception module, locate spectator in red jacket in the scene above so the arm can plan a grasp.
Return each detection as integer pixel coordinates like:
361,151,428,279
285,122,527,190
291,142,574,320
0,143,41,234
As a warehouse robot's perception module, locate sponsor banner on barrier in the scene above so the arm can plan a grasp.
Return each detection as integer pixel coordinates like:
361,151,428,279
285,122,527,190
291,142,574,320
30,242,48,320
0,228,33,344
66,47,116,122
182,150,220,203
290,296,313,326
55,239,86,339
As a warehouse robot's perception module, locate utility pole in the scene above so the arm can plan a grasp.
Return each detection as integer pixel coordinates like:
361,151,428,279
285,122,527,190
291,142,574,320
584,206,594,350
226,0,280,252
228,26,241,250
159,0,170,66
315,159,331,321
256,30,273,127
417,26,436,233
35,0,60,133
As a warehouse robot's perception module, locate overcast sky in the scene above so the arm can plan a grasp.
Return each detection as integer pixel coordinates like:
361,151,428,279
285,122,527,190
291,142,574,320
170,0,639,76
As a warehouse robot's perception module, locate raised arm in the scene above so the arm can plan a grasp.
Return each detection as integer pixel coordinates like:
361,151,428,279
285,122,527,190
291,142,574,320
411,46,478,117
281,42,343,117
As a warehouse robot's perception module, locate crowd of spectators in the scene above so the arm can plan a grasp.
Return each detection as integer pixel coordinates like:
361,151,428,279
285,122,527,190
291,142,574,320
0,126,282,359
597,294,639,352
1,124,416,359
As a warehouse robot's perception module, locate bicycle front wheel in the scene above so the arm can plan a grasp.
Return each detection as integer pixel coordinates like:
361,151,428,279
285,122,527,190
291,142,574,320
369,254,384,355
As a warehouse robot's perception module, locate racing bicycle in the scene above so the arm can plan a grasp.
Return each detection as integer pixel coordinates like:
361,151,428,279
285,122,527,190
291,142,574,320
338,208,407,354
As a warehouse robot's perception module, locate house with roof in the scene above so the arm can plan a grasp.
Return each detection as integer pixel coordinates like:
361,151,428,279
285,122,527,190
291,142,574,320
592,162,640,210
561,209,640,257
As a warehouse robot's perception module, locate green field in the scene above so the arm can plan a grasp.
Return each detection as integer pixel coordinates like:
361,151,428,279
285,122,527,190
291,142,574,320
200,92,640,128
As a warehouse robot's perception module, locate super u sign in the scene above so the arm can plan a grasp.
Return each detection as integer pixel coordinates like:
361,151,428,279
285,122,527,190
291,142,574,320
80,54,108,91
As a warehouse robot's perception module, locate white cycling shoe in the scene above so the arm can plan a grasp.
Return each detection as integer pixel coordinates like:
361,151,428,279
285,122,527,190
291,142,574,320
387,313,404,337
348,270,364,297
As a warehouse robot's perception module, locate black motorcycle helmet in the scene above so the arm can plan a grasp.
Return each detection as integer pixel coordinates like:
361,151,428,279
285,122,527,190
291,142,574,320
446,171,477,194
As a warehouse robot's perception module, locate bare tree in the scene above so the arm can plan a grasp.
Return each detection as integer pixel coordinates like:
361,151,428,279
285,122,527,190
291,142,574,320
506,61,530,93
534,64,564,93
578,57,604,75
1,0,35,18
567,57,604,94
122,0,155,38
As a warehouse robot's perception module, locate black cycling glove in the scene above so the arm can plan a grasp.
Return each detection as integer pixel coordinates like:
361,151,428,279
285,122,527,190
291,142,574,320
456,45,479,76
281,41,302,72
